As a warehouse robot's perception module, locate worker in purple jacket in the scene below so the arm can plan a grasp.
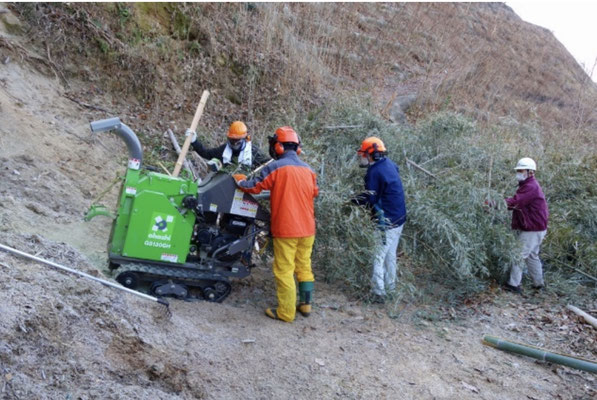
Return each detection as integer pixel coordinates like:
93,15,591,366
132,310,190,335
503,157,549,293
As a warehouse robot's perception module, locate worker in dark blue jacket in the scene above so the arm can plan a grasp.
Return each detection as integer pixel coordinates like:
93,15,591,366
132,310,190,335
352,137,406,303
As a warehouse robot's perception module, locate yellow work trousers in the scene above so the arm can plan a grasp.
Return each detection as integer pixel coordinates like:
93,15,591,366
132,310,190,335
272,236,315,322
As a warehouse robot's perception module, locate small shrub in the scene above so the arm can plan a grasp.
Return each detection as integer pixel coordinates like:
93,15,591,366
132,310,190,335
96,38,109,53
116,3,131,25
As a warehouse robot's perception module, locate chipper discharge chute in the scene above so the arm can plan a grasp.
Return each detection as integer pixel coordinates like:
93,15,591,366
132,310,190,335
86,117,270,302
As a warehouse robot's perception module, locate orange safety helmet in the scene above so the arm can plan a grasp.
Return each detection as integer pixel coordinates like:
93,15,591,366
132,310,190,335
227,121,248,139
269,126,301,157
357,137,386,159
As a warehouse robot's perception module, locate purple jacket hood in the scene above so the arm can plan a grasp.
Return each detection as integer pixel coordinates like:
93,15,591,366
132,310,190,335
505,176,549,231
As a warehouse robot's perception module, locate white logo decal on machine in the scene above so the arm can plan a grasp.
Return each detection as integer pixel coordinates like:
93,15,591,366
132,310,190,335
144,213,175,249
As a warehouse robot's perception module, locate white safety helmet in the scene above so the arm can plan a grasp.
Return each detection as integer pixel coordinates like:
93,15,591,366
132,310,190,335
514,157,536,171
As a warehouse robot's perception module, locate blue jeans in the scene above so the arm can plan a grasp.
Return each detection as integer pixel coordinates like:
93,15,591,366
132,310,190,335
372,224,404,296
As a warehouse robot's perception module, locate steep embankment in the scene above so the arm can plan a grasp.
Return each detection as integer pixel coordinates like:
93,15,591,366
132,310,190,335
10,2,597,136
1,4,596,400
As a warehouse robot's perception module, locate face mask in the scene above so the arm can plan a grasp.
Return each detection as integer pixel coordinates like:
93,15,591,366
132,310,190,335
516,172,527,181
358,155,370,168
229,139,244,151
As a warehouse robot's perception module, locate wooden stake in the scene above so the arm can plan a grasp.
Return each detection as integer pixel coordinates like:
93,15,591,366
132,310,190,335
173,90,210,177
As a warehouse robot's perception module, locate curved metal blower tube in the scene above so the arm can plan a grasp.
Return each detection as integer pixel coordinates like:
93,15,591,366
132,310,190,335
90,117,143,165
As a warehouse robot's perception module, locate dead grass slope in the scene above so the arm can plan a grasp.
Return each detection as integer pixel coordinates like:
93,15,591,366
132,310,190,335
9,2,597,139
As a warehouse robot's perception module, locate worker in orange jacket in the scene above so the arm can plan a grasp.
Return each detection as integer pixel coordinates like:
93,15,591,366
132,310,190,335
237,126,318,322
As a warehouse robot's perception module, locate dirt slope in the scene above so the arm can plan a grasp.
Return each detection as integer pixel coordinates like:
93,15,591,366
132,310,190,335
2,230,595,400
1,47,596,400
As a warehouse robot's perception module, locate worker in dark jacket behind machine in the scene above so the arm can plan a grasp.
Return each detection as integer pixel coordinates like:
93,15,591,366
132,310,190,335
352,137,406,304
236,126,318,322
185,121,269,170
503,157,549,294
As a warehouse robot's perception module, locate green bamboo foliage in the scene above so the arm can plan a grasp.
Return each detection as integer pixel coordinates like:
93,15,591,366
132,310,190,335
292,103,596,299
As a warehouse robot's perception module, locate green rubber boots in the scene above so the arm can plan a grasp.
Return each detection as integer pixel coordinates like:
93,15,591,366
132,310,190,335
297,281,314,317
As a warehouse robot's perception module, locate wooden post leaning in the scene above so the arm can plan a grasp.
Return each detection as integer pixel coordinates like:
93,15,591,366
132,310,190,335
172,90,210,177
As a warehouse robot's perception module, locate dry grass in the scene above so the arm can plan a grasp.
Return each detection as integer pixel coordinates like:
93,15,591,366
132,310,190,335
12,2,597,144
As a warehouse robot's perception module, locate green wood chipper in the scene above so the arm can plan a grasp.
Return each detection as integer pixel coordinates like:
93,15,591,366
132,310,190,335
85,117,269,302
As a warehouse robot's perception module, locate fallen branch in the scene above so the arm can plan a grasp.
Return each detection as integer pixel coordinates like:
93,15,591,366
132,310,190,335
75,8,125,49
157,161,172,176
64,94,109,113
0,35,67,86
569,266,597,282
406,157,438,179
547,257,597,282
45,41,66,87
566,305,597,330
64,129,94,145
419,153,444,166
323,125,364,130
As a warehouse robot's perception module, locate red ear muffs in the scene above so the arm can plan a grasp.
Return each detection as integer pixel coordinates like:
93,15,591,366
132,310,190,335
274,141,285,156
280,142,301,155
269,133,302,157
295,134,302,155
